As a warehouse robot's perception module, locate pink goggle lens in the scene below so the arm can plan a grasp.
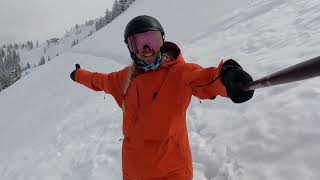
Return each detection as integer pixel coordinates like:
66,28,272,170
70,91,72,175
127,31,163,54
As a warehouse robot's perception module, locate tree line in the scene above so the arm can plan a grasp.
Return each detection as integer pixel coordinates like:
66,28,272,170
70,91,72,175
0,43,50,92
0,0,136,92
0,45,22,91
95,0,135,31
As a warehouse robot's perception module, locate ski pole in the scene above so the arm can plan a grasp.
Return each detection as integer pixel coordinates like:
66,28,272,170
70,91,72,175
243,56,320,91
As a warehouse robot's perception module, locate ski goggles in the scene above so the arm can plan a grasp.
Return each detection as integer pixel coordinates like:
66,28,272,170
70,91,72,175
127,31,163,55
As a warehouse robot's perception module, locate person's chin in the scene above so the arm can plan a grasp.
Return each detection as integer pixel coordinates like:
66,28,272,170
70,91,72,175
143,58,155,64
140,55,156,64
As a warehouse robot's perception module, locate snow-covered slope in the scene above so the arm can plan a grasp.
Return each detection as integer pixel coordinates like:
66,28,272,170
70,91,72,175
72,0,252,63
19,23,95,68
1,0,320,180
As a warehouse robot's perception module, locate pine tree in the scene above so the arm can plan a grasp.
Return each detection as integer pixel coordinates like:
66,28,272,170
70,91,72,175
85,19,95,26
125,0,134,9
105,8,112,24
0,46,22,91
26,62,31,69
0,70,11,91
38,56,45,66
119,0,128,12
95,17,107,31
26,41,33,50
0,49,4,58
88,30,93,37
112,0,122,20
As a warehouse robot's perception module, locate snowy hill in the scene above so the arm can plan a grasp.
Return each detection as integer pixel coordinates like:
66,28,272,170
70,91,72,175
18,23,96,68
1,0,320,180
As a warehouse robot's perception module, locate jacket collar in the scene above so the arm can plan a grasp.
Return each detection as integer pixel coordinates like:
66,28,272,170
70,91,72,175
134,41,185,74
159,41,185,68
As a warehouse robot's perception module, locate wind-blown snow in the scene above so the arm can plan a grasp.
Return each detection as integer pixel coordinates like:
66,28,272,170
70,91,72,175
1,0,320,180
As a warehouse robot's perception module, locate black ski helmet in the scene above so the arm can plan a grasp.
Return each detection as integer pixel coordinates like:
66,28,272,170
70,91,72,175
124,15,165,43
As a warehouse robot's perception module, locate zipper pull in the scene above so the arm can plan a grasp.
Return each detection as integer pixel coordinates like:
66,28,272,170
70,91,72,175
153,92,158,100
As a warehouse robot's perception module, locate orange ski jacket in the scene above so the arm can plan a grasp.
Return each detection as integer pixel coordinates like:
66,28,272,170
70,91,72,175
75,42,228,180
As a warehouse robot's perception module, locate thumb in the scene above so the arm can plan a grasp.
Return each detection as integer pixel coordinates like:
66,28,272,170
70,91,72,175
75,64,80,69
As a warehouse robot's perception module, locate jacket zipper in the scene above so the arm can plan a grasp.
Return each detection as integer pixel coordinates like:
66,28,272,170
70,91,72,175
136,79,143,180
137,141,143,180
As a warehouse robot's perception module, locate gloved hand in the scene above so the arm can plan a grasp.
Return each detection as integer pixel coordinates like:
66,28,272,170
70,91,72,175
70,64,81,81
220,59,254,103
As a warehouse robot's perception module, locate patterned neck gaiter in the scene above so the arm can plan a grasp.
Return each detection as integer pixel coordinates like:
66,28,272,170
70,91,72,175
134,52,165,71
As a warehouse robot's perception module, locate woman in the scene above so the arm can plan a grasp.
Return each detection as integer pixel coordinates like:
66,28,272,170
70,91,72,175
70,15,254,180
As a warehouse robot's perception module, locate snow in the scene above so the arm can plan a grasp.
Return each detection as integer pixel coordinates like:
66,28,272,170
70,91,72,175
1,0,320,180
72,0,252,63
18,23,96,68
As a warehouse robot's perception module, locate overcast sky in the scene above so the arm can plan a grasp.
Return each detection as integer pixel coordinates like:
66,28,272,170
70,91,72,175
0,0,114,45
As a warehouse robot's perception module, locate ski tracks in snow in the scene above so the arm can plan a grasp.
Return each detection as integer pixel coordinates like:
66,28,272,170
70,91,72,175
1,95,124,180
187,99,244,180
183,0,320,179
52,96,124,180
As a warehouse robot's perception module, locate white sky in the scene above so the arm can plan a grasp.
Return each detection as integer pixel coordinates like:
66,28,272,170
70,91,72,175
0,0,114,45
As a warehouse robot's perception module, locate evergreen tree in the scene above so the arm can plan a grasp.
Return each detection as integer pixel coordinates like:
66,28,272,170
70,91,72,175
0,71,11,91
38,56,45,66
0,58,3,71
26,62,31,69
111,0,122,20
0,49,4,58
95,17,107,31
0,46,22,91
95,19,100,31
125,0,134,9
71,40,77,47
88,30,93,37
119,0,128,12
26,41,33,50
105,8,112,24
85,19,95,26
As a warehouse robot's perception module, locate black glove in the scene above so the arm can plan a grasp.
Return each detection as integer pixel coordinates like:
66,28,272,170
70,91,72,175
220,59,254,103
70,64,81,81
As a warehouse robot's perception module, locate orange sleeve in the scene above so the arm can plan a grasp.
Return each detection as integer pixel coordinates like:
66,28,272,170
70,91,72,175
182,61,228,100
75,68,129,107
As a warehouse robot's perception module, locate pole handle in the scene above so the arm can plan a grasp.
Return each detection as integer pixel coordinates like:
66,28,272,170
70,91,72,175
243,56,320,91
